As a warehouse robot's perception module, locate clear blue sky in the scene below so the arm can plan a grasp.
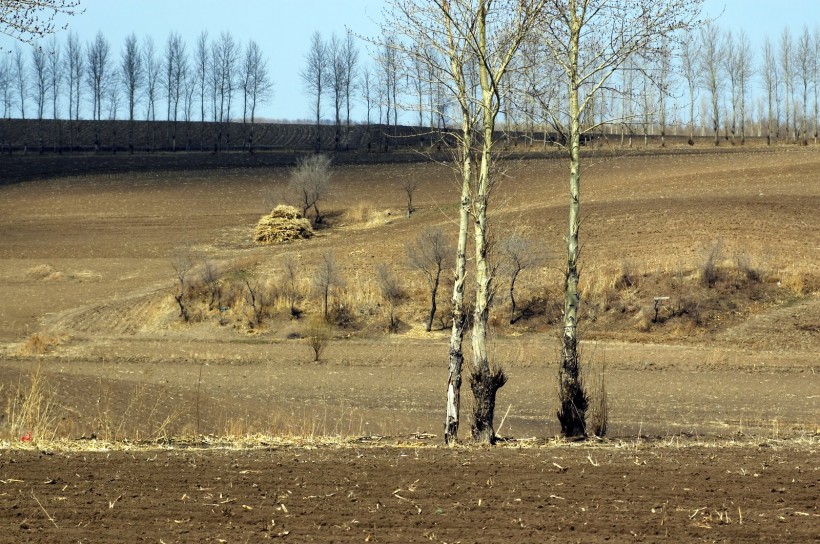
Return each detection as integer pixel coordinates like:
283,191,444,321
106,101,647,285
1,0,818,122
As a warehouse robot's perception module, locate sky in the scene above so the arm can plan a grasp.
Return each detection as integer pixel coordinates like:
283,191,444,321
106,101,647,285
1,0,818,122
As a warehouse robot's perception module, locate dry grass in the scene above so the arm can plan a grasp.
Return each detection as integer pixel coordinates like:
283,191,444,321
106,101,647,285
18,333,68,356
584,360,608,438
347,200,376,223
25,264,61,281
93,378,185,443
3,363,60,444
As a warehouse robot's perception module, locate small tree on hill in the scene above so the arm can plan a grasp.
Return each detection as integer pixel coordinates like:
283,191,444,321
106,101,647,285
499,233,544,324
170,245,196,322
407,227,451,332
281,255,302,318
289,154,332,225
400,177,420,217
312,251,345,322
376,263,405,332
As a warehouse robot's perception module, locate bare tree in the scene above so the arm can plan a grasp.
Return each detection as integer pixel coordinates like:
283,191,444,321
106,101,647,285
65,31,82,149
813,25,820,144
342,29,359,131
761,36,780,144
194,31,209,150
410,42,426,128
328,33,345,150
656,44,673,147
305,318,331,362
211,32,238,151
142,36,160,149
312,251,345,322
700,21,723,146
181,63,196,149
105,68,120,149
400,176,419,216
0,55,12,121
359,64,374,128
237,270,274,328
384,0,545,445
163,32,187,151
376,263,405,332
679,30,699,144
0,0,81,46
500,233,543,324
735,30,753,144
13,45,27,119
377,36,400,141
795,25,813,144
86,31,110,151
170,246,196,322
780,27,794,142
240,39,273,153
201,259,221,311
407,227,451,332
538,0,703,437
722,29,739,144
301,31,329,152
120,33,142,153
280,255,302,318
289,154,332,224
30,44,48,150
44,36,61,151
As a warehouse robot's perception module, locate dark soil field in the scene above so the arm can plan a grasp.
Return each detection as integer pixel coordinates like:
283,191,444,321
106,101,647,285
0,144,817,541
1,442,818,543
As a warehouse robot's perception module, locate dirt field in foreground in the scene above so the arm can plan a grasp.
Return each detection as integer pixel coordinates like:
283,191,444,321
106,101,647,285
0,147,818,541
1,443,817,543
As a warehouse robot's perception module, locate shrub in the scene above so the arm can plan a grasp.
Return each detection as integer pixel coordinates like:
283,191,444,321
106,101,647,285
376,263,405,333
585,361,608,437
734,251,762,282
304,319,332,362
700,240,723,288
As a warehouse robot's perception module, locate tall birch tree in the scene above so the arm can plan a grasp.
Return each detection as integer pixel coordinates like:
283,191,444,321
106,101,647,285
383,0,546,444
538,0,703,437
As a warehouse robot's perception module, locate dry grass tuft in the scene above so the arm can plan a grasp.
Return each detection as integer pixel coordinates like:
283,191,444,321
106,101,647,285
3,363,60,444
347,200,376,223
254,205,314,244
18,333,67,356
25,264,62,281
585,361,608,437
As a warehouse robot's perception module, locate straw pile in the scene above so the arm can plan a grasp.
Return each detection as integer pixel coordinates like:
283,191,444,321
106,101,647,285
254,205,314,244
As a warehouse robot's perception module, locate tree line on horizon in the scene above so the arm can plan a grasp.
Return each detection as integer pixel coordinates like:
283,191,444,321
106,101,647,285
0,16,819,154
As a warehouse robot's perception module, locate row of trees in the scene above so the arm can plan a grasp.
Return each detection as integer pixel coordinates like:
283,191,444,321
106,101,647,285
680,22,820,146
0,29,273,151
3,19,819,152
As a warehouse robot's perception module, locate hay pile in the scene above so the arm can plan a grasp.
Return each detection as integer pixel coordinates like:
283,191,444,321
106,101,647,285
254,205,314,244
